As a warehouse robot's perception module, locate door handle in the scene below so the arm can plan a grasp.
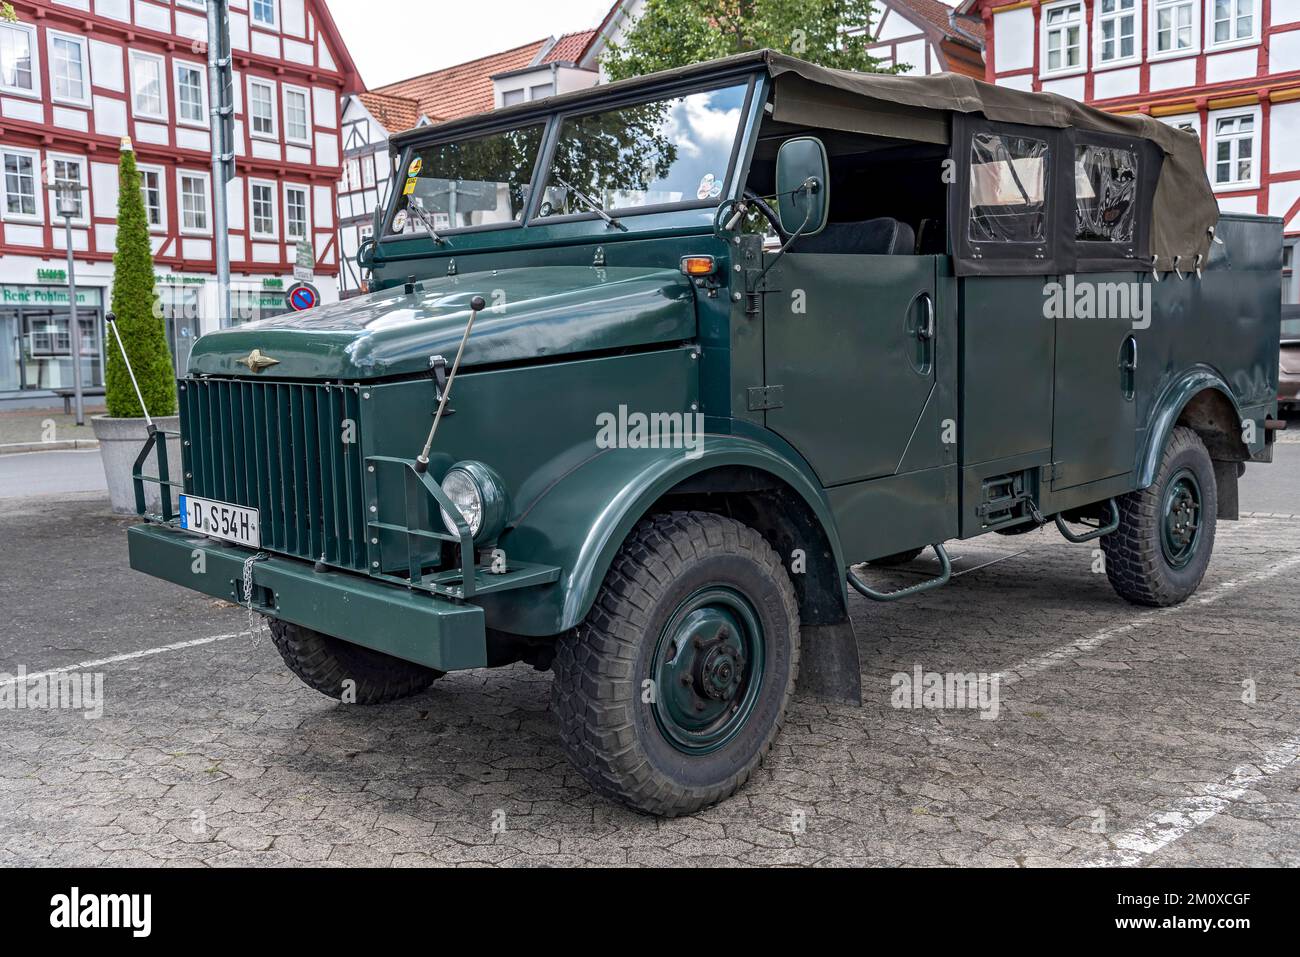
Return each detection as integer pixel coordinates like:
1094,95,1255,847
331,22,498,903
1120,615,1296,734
917,293,935,341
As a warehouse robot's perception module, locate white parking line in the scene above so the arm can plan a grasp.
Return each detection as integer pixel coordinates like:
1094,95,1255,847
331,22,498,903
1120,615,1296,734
1086,731,1300,867
0,632,251,687
994,550,1300,687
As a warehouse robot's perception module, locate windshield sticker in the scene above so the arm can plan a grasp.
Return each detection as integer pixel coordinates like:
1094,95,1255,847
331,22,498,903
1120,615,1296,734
696,173,716,201
708,180,723,199
391,209,408,233
408,157,423,177
403,178,418,196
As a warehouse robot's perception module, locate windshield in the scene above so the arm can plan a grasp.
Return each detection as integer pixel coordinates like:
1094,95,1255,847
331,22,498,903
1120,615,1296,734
536,82,749,220
387,123,545,237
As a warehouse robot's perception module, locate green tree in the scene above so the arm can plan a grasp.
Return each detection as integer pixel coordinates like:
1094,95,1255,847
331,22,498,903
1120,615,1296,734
105,144,176,418
602,0,900,81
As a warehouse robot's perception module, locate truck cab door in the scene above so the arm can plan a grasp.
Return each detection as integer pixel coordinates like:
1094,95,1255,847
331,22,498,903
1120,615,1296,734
761,252,939,485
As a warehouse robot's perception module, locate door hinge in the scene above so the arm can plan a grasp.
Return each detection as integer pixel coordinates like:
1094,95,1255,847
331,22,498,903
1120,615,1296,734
1039,462,1062,486
747,385,784,411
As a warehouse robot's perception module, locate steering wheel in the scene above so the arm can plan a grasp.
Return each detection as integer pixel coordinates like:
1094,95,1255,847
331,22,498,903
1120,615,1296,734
742,188,785,238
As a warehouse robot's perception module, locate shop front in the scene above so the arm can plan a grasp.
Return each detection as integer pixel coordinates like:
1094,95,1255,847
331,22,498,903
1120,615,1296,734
0,284,104,398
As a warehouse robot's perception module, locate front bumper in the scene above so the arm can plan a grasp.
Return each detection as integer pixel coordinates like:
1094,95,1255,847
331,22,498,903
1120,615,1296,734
128,523,487,671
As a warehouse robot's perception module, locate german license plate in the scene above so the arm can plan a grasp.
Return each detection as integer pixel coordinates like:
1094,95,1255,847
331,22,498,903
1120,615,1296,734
179,494,261,548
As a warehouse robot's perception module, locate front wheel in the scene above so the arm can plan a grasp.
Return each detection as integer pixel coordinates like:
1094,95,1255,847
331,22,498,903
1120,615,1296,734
551,511,800,816
1102,426,1218,607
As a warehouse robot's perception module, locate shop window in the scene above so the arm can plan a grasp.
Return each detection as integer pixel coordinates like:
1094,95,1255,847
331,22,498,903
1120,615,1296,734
1075,144,1138,243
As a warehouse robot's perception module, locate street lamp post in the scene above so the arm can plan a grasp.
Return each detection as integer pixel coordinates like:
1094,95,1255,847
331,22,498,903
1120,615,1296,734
46,180,89,426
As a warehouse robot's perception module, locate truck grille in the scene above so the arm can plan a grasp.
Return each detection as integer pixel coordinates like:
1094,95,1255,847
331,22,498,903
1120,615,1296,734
179,378,369,570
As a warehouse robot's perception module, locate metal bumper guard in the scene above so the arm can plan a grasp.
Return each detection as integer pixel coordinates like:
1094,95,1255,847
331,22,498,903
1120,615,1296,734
127,523,488,671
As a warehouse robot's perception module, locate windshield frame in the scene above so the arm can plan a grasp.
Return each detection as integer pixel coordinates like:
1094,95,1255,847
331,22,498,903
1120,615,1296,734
375,74,758,246
528,77,756,228
379,119,549,242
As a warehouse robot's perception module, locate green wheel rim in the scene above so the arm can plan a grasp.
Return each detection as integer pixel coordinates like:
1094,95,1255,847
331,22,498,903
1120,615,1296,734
650,585,766,755
1161,467,1203,570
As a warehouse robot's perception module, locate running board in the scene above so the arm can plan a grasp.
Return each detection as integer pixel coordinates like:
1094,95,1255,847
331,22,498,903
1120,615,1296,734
847,543,951,602
1054,499,1120,543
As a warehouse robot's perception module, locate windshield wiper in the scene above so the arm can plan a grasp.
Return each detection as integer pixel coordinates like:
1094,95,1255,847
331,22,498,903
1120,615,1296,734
552,174,627,231
406,197,447,245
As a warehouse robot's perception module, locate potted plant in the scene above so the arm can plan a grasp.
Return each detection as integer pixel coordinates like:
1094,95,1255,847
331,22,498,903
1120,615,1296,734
92,139,180,514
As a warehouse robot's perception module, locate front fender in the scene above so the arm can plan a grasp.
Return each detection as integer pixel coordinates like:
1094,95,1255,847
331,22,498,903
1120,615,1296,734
1137,366,1244,488
479,431,846,636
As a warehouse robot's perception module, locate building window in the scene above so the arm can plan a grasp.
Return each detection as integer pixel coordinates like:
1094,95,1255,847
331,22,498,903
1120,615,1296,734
249,80,276,137
251,181,276,237
1211,111,1259,189
285,186,308,240
343,158,361,192
530,83,555,100
362,159,376,188
1096,0,1138,65
2,150,38,219
140,167,165,229
1210,0,1256,46
131,52,166,119
1153,0,1197,55
50,34,88,104
180,172,209,232
1043,3,1085,74
49,157,87,222
252,0,277,28
0,21,36,96
176,63,206,125
501,88,525,107
283,86,310,143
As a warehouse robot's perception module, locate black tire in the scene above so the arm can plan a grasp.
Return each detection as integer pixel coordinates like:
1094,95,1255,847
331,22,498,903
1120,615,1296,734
552,511,800,817
1102,426,1218,607
268,618,444,704
868,547,924,566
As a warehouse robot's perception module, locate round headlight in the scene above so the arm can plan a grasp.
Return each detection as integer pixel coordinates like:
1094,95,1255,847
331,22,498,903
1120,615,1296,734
439,461,507,542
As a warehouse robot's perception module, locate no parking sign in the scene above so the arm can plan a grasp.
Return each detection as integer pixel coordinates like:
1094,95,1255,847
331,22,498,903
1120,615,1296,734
286,281,320,311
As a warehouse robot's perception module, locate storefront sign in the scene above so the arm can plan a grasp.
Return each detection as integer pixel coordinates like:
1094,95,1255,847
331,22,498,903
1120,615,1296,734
2,286,103,307
154,274,207,286
36,268,68,283
262,278,284,290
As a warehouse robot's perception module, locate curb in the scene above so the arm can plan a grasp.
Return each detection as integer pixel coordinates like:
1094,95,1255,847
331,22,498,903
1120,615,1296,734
0,439,100,455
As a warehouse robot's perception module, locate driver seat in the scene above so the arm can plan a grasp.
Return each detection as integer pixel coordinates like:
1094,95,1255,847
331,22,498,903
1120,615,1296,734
796,217,915,256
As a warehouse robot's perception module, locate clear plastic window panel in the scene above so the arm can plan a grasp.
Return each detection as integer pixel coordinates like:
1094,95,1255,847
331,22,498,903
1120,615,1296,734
968,132,1048,244
1074,145,1138,244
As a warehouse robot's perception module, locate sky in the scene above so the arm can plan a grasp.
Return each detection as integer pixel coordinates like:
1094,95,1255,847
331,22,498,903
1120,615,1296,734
323,0,618,88
323,0,965,90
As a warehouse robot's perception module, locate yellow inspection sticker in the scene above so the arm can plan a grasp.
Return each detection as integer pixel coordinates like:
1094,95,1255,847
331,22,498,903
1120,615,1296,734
408,157,423,176
403,177,418,196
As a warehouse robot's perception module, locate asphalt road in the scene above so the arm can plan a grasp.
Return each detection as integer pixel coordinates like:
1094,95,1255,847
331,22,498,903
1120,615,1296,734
0,450,106,497
1,463,1298,865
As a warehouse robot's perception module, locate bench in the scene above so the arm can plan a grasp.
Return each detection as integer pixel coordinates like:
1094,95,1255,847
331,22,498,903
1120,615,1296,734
53,387,106,414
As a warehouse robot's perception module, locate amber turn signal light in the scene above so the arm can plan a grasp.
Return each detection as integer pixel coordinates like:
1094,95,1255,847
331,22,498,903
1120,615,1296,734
680,256,716,277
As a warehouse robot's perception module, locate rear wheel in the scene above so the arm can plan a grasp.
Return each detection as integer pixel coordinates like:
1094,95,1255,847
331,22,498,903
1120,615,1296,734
268,619,444,704
1102,426,1217,607
551,511,800,817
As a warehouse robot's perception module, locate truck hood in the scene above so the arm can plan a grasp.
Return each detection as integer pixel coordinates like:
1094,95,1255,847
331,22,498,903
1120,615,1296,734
187,265,697,380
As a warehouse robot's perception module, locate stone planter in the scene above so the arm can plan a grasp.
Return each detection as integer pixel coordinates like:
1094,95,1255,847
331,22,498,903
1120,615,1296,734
91,415,182,515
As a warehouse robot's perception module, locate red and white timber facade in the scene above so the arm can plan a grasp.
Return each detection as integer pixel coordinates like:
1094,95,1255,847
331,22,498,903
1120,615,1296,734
0,0,360,407
962,0,1300,301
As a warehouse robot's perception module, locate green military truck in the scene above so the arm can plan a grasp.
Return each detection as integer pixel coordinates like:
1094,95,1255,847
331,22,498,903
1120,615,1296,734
127,51,1281,816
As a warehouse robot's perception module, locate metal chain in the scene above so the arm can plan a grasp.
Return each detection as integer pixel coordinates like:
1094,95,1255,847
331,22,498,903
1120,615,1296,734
242,551,270,638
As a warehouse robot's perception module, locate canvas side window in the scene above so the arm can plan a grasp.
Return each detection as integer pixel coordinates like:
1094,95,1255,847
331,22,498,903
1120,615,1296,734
968,132,1048,244
1075,144,1137,243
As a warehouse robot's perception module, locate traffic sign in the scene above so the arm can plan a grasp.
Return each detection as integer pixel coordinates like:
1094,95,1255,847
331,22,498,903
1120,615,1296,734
286,281,320,311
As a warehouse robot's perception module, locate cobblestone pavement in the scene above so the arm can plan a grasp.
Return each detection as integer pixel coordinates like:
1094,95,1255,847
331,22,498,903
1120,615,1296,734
1,492,1298,867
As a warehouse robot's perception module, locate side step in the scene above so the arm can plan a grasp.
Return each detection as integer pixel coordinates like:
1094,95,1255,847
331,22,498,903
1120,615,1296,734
847,543,951,602
1054,499,1120,543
